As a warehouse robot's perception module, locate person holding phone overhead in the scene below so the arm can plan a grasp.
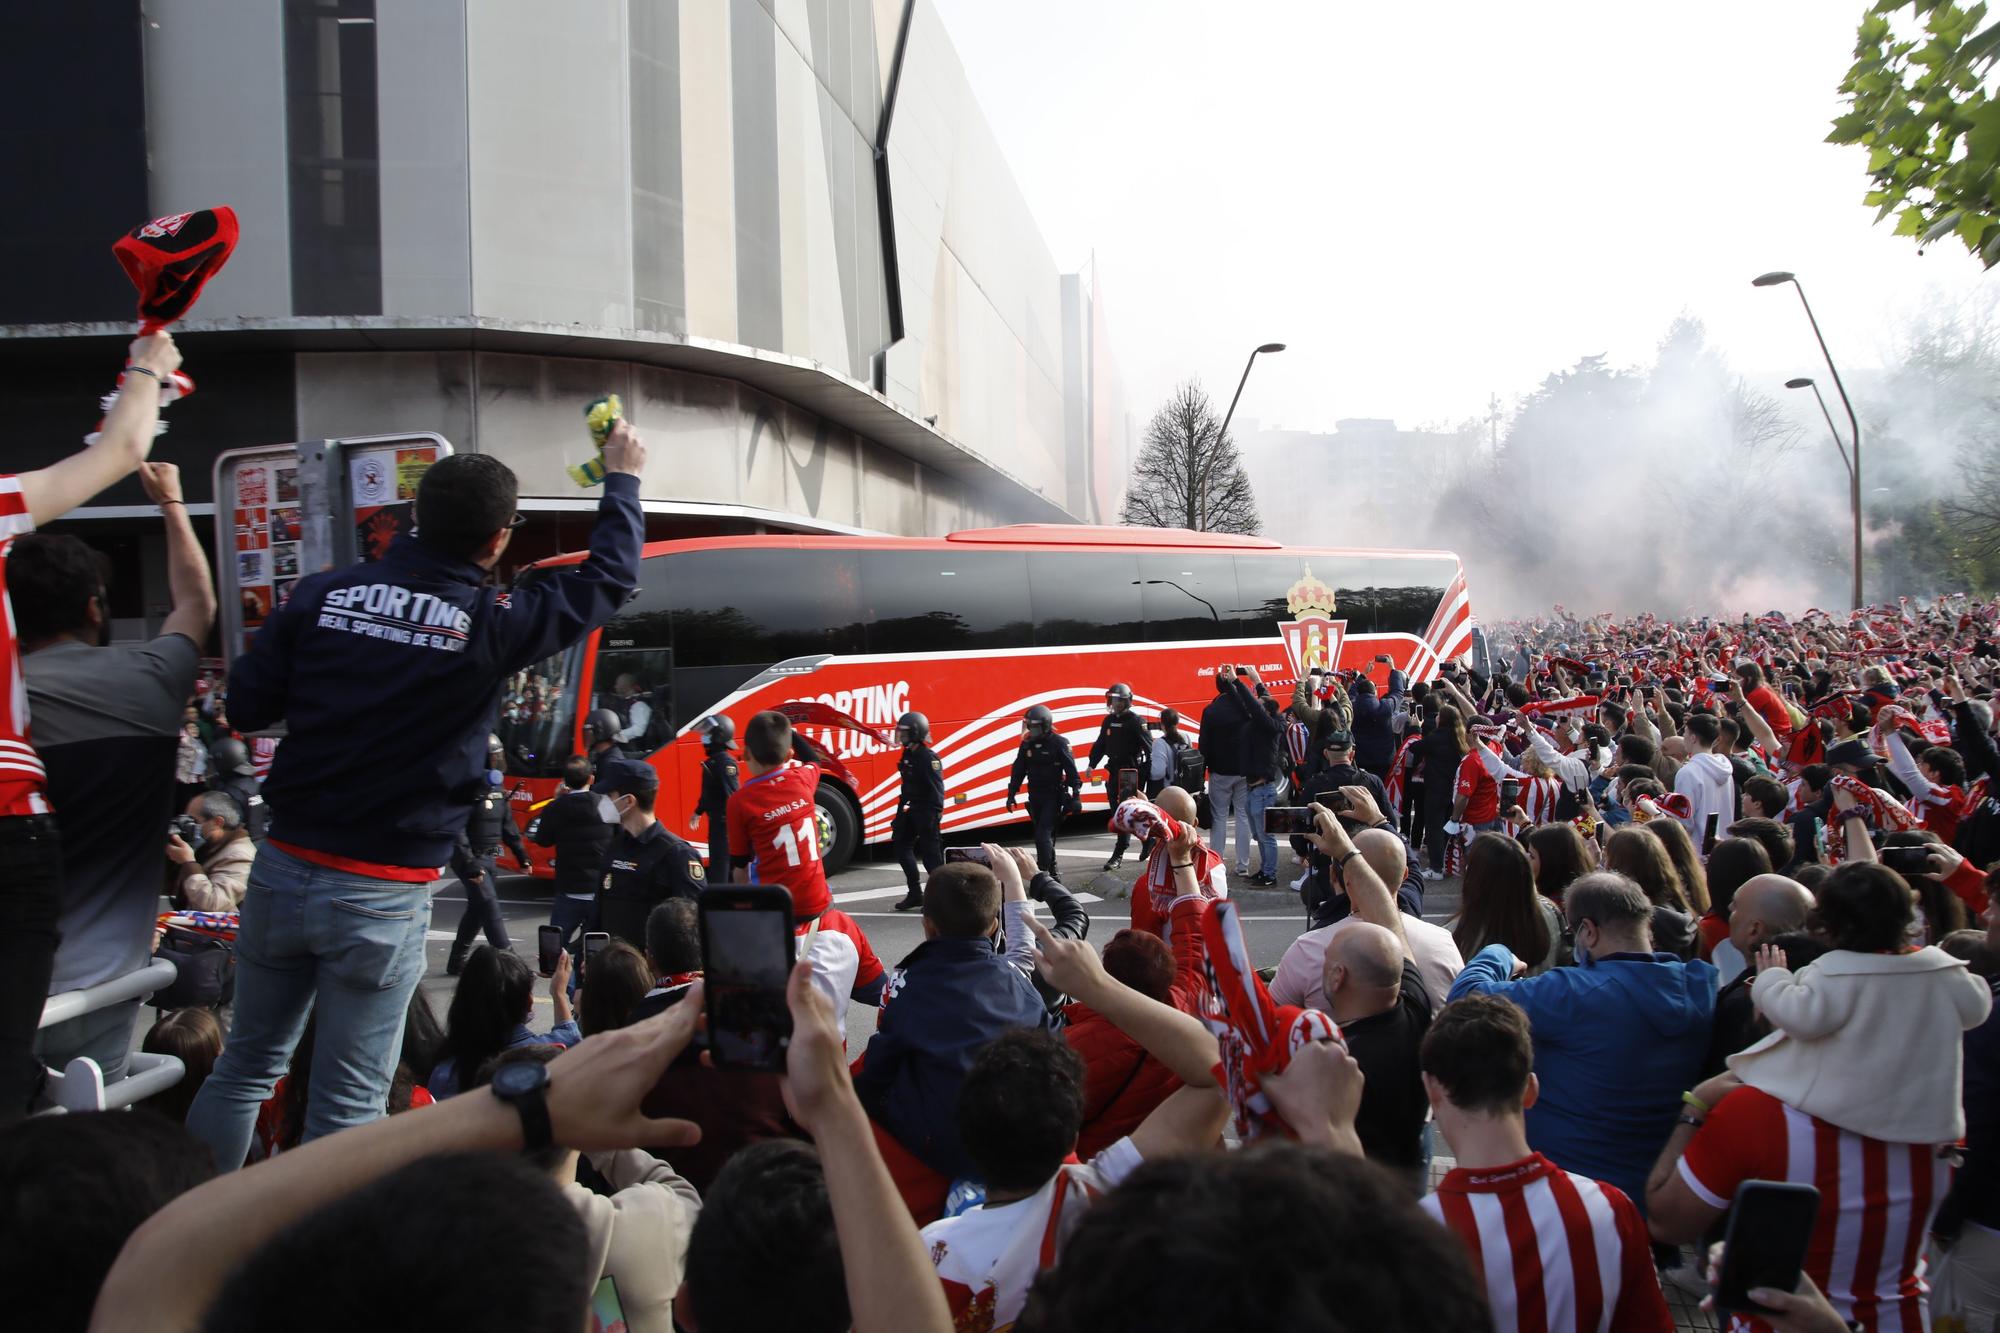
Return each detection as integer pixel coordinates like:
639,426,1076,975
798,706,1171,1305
593,759,706,952
1091,683,1151,871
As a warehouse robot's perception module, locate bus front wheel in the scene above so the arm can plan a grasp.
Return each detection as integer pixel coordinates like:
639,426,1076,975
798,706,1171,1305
815,783,860,878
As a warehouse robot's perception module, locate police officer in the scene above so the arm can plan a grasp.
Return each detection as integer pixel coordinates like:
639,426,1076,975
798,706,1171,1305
208,737,267,841
1090,682,1151,871
688,715,739,882
531,754,615,947
890,711,945,911
584,708,626,784
447,735,531,975
594,757,706,951
1006,704,1080,877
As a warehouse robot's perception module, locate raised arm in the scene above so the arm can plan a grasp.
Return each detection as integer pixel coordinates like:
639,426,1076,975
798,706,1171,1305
142,462,218,648
1308,794,1407,952
18,333,179,526
1029,911,1219,1089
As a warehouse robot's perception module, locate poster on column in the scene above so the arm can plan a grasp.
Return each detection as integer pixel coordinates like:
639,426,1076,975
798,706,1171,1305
350,440,443,563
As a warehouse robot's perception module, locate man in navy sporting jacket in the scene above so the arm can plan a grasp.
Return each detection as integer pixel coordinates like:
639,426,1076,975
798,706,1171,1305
188,425,646,1169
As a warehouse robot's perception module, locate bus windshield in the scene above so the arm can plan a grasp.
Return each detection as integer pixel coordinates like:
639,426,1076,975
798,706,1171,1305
498,640,585,779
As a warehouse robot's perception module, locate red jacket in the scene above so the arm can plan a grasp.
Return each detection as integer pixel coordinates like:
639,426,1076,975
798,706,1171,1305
1063,897,1207,1158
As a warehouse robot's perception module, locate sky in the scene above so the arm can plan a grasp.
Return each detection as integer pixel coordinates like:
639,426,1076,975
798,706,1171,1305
928,0,1996,437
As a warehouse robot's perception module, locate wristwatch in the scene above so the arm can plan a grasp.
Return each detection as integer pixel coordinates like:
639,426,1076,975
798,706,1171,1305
490,1059,554,1153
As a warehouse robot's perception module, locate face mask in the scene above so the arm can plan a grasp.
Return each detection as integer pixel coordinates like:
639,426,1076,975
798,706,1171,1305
488,768,505,787
1573,941,1592,967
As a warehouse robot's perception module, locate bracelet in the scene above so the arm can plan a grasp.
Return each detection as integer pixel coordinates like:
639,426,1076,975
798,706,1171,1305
159,499,186,508
1681,1089,1711,1116
1676,1112,1705,1130
1335,850,1360,868
1171,861,1195,870
124,364,161,381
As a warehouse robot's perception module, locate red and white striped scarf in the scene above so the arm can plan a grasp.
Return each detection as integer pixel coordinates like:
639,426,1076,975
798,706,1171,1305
1114,798,1226,913
1823,773,1921,861
1195,898,1341,1140
1384,733,1422,822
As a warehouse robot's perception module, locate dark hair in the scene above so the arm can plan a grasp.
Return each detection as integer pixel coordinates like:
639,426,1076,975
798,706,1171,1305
1939,929,2000,980
1565,871,1655,933
0,1112,215,1333
414,453,519,559
1100,927,1174,1002
923,862,1002,938
1881,830,1970,939
470,1045,568,1171
1526,823,1589,902
1604,827,1691,914
958,1030,1087,1194
1684,713,1721,748
687,1140,849,1333
443,946,537,1086
1795,861,1831,892
202,1154,590,1333
1703,837,1773,918
1811,862,1916,952
1505,682,1530,707
1644,818,1711,914
140,1008,225,1125
1015,1145,1489,1332
609,781,657,814
1921,744,1967,786
1601,700,1629,732
1420,994,1534,1114
1798,763,1832,794
399,986,446,1085
1453,833,1544,964
561,755,593,790
1725,817,1794,876
1740,775,1791,820
647,897,702,976
1737,661,1765,688
1616,733,1655,769
744,710,795,766
579,939,652,1036
1765,930,1831,974
7,533,109,642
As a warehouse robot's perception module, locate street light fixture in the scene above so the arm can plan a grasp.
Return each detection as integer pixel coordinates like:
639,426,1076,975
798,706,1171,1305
1782,376,1854,483
1756,272,1863,608
1202,342,1285,529
1132,578,1219,621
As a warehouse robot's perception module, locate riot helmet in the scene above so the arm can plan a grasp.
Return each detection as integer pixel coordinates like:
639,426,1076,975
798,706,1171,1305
583,709,622,748
210,737,255,778
1105,683,1133,713
699,714,736,753
895,711,931,746
1022,704,1054,739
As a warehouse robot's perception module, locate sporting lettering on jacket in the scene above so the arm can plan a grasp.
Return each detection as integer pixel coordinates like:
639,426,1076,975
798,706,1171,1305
315,584,475,653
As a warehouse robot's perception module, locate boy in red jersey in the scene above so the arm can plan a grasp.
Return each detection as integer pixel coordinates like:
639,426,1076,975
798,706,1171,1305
727,710,832,921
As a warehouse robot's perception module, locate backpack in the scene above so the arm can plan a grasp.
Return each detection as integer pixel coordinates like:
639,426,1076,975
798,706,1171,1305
1173,741,1206,793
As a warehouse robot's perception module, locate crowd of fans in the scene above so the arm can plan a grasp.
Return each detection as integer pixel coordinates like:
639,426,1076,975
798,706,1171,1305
3,358,1998,1333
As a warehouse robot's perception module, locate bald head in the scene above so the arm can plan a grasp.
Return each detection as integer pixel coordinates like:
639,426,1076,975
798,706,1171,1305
1353,828,1407,893
1727,873,1815,956
1325,921,1405,1013
1155,786,1196,826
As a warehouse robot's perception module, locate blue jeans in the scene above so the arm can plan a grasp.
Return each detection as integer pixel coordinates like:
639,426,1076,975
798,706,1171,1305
186,844,431,1171
1246,780,1279,876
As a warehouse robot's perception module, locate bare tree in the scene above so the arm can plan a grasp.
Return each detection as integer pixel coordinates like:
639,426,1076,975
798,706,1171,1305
1120,380,1261,535
1948,438,2000,562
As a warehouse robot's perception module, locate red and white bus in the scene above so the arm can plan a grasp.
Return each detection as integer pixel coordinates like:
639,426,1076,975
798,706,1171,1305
496,524,1477,875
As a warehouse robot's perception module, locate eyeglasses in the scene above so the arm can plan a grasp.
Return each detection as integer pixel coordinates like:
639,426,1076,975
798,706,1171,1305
507,512,527,530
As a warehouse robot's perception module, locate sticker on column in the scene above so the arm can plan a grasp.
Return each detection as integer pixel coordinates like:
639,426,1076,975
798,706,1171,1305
352,454,393,506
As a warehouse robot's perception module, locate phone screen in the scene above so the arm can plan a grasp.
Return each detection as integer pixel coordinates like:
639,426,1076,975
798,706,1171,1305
583,932,610,964
537,924,563,977
1703,811,1722,856
701,892,796,1072
944,846,992,866
1264,806,1315,835
1715,1182,1820,1316
1881,844,1935,875
1117,767,1140,799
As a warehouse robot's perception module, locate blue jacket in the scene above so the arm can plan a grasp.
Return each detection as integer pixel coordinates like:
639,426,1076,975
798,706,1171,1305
1348,670,1407,769
232,473,643,869
1449,944,1716,1210
853,934,1055,1181
1199,687,1247,778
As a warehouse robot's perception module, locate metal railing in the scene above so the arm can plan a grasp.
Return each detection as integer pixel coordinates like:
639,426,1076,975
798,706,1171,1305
37,957,184,1113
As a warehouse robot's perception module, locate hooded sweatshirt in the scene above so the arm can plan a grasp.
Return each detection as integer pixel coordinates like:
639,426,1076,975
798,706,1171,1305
563,1150,701,1333
1450,945,1717,1210
1673,751,1736,844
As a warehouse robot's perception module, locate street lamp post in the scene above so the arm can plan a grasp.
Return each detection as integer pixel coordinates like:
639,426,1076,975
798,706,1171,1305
1755,272,1863,609
1199,342,1285,529
1132,578,1219,621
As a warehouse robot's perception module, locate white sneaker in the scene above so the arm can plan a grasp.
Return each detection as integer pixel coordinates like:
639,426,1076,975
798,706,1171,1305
1422,868,1443,881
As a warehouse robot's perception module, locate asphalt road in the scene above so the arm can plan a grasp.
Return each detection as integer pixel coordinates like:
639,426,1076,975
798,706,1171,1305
423,818,1463,1045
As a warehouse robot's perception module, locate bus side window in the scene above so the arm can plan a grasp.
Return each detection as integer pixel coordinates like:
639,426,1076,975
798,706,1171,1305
593,648,674,758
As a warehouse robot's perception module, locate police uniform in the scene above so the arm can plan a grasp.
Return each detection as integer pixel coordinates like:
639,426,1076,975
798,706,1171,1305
1090,707,1151,864
448,781,531,969
891,743,946,901
694,749,739,881
595,820,707,951
1008,732,1080,876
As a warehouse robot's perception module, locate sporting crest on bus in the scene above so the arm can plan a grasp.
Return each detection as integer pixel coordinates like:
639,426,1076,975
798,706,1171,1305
1278,565,1346,680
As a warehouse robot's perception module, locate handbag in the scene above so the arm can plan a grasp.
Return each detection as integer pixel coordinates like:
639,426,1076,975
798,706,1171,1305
154,925,236,1010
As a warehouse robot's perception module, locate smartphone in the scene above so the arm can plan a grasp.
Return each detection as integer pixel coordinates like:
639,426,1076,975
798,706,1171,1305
698,887,796,1073
1881,844,1936,875
1703,811,1722,856
583,931,610,965
537,924,564,977
1500,777,1520,811
1117,767,1140,799
1407,702,1424,724
1714,1181,1820,1318
1264,806,1317,835
944,846,993,867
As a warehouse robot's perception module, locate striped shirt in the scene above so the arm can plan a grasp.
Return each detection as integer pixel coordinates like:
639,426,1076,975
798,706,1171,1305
0,476,48,818
1424,1152,1672,1333
1677,1086,1952,1332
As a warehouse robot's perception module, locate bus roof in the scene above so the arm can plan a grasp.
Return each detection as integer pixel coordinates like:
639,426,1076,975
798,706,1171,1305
521,523,1466,570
